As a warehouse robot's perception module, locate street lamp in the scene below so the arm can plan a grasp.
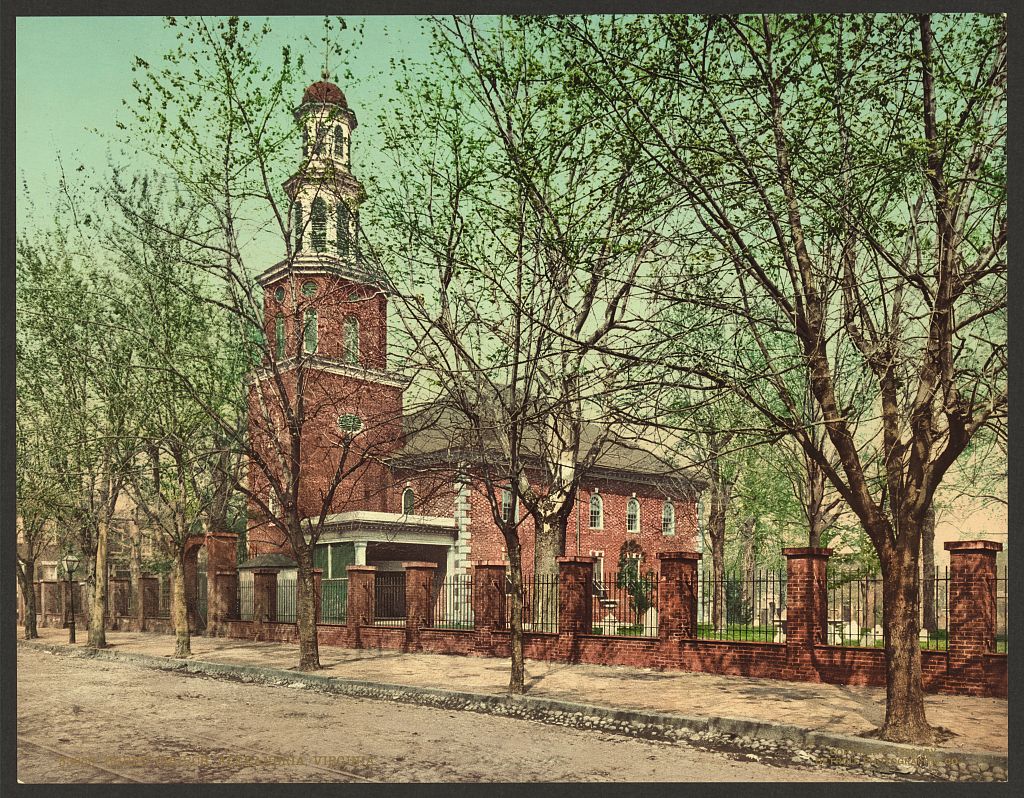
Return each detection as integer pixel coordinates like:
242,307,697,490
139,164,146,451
62,553,81,644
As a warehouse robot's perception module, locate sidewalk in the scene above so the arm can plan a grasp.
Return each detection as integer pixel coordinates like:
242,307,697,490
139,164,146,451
24,627,1007,755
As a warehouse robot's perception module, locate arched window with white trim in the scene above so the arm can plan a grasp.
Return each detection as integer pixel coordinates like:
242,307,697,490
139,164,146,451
589,494,603,529
627,498,640,533
402,488,415,515
662,501,675,535
303,308,318,354
501,489,519,523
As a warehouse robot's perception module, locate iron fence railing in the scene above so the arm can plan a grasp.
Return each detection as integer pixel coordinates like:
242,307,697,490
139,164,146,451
919,566,951,651
238,580,254,621
504,573,559,633
374,572,407,627
277,578,297,624
825,570,885,648
591,571,659,637
825,568,952,650
431,574,474,629
697,568,787,643
994,566,1008,653
320,577,348,624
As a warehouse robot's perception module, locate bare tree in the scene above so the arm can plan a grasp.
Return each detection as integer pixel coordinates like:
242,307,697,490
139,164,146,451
118,17,414,670
560,13,1006,743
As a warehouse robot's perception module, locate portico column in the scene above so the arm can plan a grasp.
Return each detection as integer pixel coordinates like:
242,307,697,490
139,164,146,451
354,541,368,566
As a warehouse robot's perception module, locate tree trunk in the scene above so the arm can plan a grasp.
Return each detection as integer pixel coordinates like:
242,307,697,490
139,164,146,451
17,560,39,640
879,539,934,744
506,532,525,694
128,517,143,625
88,519,108,648
806,456,827,548
921,506,937,632
707,480,728,632
295,543,320,671
740,517,756,624
171,556,191,658
533,507,565,628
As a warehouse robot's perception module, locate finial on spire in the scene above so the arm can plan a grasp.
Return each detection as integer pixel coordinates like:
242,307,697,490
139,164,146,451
322,66,329,80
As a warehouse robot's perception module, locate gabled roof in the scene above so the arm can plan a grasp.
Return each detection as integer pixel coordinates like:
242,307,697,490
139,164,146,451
392,401,705,494
237,553,298,570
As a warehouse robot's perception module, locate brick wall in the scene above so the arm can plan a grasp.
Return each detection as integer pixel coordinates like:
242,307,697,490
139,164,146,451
218,545,1006,699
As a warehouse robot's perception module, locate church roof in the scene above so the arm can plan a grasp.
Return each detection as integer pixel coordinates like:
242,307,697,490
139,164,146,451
393,402,704,494
237,553,298,570
302,80,347,107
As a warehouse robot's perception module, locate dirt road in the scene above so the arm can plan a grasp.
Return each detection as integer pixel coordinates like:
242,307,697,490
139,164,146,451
17,647,881,783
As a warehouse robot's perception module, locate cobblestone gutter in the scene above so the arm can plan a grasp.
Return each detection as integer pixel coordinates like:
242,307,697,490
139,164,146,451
20,639,1007,782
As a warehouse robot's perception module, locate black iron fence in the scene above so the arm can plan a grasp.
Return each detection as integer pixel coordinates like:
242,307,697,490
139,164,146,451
994,566,1007,653
374,571,407,627
238,579,253,621
431,574,474,629
826,570,885,648
504,573,559,633
320,578,348,624
277,578,297,624
697,568,787,643
591,571,659,637
825,568,952,650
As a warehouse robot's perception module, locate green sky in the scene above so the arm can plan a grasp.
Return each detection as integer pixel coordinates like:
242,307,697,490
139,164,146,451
16,15,435,233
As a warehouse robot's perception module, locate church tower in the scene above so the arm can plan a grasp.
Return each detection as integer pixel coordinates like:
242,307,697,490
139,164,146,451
248,77,408,552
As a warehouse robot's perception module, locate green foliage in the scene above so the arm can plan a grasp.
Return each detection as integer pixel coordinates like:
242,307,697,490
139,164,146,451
616,541,654,625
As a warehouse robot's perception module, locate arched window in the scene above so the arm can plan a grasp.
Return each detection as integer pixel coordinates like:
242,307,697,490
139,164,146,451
275,314,285,360
662,501,675,535
627,498,640,533
293,202,303,251
310,197,327,252
314,123,327,156
333,125,345,157
303,308,318,354
402,488,415,515
501,489,519,523
343,315,360,364
589,494,603,529
337,203,350,257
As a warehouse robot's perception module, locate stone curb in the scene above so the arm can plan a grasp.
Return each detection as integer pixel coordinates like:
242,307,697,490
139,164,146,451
18,639,1008,780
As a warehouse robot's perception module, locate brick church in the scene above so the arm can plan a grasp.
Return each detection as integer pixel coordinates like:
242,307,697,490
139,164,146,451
244,78,702,586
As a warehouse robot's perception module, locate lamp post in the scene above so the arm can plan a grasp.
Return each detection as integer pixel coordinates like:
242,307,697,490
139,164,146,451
63,553,81,644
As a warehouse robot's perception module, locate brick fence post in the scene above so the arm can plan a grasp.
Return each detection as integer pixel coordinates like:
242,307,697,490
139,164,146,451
658,551,701,638
558,556,595,661
346,565,377,648
784,547,831,676
139,576,158,630
252,569,278,623
206,532,239,635
209,571,238,636
945,540,1002,689
404,562,438,652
